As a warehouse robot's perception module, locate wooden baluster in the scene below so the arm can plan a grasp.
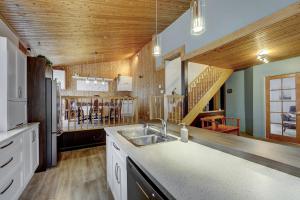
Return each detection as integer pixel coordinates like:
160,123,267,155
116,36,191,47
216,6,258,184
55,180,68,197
113,98,116,125
108,99,111,126
122,97,125,124
102,98,105,126
92,97,95,128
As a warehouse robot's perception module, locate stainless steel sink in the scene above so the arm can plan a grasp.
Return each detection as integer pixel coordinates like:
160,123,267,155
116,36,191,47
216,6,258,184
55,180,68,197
129,134,177,147
117,127,159,139
117,126,177,147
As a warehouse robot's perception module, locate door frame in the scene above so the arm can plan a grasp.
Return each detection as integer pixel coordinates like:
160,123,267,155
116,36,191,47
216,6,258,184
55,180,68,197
265,72,300,143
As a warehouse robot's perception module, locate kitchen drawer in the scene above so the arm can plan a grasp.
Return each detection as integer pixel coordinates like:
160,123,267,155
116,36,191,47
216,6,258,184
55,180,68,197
0,145,22,182
111,140,127,164
0,134,22,161
0,165,23,200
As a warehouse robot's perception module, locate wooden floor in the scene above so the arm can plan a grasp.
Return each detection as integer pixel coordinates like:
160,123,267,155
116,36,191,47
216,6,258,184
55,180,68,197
20,146,113,200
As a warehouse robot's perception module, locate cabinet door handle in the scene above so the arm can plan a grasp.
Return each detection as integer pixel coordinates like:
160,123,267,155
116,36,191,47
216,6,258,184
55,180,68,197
32,131,36,143
0,141,13,149
113,142,120,151
114,163,118,182
0,157,13,168
16,123,24,127
18,86,22,98
0,179,14,195
117,165,121,184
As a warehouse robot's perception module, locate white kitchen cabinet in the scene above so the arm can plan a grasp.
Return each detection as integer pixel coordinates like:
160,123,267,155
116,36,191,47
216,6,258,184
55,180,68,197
23,126,39,186
106,133,113,188
7,101,27,130
117,76,132,91
0,36,27,131
106,134,127,200
6,38,17,100
0,124,39,200
31,127,39,172
16,49,27,100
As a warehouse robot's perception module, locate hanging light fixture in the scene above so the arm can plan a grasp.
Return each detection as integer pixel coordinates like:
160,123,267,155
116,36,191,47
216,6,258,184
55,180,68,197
190,0,205,35
152,0,161,56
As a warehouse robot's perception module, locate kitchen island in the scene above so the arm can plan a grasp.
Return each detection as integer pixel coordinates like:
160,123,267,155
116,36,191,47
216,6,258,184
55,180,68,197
105,124,300,200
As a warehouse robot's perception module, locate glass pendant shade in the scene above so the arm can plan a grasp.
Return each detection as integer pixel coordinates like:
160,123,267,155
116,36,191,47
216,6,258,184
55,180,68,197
152,34,161,57
190,0,205,35
152,0,161,57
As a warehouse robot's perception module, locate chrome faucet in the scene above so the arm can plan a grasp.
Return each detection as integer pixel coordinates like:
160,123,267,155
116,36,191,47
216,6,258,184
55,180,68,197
155,118,167,138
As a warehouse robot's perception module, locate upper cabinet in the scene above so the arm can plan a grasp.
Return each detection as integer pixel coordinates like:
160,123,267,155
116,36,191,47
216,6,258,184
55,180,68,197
0,37,28,131
16,49,27,100
6,39,17,100
117,76,133,91
1,37,27,101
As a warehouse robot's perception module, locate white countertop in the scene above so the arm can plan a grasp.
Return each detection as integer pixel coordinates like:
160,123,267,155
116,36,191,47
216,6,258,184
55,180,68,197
0,123,39,143
105,124,300,200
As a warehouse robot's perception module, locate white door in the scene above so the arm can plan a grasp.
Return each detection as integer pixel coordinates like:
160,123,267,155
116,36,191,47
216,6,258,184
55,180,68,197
111,144,122,200
23,130,32,185
16,50,27,100
7,39,17,100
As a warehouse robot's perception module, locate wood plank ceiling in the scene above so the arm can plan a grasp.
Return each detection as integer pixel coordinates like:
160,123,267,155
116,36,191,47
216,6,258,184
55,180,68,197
189,12,300,70
0,0,190,66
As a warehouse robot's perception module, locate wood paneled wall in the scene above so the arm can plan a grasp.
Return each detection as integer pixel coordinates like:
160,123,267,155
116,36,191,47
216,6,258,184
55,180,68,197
130,42,165,120
54,59,131,97
54,42,165,120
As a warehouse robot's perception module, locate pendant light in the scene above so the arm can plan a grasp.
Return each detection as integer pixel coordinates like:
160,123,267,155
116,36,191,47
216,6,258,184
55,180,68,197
152,0,161,56
190,0,205,35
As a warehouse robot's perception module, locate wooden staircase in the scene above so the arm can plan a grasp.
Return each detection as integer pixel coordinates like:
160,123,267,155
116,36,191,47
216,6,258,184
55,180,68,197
182,66,233,125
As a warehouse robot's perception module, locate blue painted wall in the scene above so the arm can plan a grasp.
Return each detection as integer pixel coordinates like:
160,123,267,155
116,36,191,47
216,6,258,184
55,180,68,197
252,57,300,138
225,71,246,132
226,56,300,138
156,0,297,68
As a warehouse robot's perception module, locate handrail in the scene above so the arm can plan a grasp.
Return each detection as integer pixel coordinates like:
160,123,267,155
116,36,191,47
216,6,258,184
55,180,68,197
149,95,184,123
188,66,223,111
61,96,138,131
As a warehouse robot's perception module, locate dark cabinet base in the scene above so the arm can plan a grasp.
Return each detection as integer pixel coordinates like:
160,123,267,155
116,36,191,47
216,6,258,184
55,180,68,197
58,129,106,152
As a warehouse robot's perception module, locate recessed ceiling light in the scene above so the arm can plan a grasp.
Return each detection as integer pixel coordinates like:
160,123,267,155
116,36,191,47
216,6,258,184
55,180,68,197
257,49,269,63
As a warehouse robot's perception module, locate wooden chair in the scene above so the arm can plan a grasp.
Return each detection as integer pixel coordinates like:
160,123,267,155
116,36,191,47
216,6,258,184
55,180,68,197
217,117,240,136
201,116,240,136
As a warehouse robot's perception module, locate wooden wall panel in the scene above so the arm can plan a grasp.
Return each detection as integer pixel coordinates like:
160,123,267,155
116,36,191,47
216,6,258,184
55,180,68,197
130,42,165,120
54,59,131,97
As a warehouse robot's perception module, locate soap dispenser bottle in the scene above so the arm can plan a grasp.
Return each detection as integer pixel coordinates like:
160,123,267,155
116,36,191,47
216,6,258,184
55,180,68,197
178,123,188,143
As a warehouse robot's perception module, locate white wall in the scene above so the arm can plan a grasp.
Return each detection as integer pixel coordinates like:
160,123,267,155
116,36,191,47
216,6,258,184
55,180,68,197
188,62,207,84
156,0,297,68
225,71,246,132
0,20,19,46
165,57,182,95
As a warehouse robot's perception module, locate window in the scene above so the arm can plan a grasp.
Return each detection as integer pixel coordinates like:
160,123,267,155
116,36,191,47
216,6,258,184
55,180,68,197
53,70,66,90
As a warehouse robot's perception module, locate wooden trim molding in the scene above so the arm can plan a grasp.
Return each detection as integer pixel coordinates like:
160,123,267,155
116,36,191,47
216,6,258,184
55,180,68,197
265,73,300,144
157,45,185,69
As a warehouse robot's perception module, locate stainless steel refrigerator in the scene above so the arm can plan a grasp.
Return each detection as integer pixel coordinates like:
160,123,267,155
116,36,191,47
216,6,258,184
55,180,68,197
46,78,61,167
